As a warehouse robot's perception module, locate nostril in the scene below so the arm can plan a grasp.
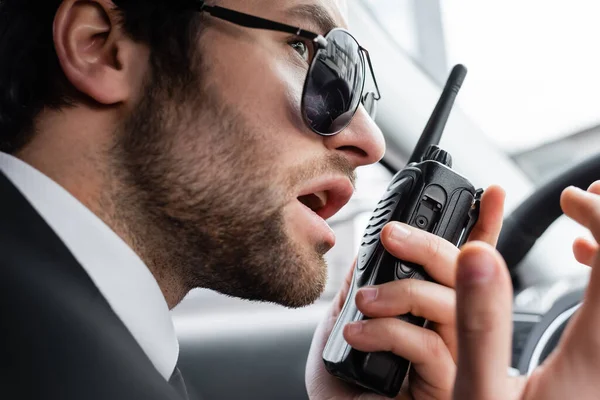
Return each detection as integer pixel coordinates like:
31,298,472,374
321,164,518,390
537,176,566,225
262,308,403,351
337,146,368,159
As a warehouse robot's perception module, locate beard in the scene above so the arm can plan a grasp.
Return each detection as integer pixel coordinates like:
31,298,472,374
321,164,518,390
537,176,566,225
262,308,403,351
107,66,355,308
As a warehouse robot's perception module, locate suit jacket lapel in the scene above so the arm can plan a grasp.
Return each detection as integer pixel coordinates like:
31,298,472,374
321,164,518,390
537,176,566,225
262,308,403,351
0,171,187,399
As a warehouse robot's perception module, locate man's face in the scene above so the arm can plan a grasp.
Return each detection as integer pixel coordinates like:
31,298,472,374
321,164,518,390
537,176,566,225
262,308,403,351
114,0,385,307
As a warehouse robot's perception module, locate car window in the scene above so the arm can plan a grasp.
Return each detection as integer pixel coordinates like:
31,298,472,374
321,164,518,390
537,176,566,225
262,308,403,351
362,0,600,184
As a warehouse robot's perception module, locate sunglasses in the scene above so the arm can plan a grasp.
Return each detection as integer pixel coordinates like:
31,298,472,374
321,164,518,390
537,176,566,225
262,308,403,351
193,1,381,136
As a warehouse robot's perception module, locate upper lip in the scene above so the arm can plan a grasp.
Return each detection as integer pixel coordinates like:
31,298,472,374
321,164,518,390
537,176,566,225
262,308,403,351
297,175,355,221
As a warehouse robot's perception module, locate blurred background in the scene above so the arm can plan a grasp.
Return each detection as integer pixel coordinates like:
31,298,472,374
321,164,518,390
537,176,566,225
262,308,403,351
367,0,600,182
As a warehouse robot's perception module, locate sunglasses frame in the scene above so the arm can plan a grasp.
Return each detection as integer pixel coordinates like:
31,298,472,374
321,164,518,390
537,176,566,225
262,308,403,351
193,1,382,136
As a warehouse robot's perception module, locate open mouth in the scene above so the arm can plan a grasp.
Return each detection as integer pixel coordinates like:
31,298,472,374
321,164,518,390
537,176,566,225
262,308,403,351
296,177,355,221
298,192,328,214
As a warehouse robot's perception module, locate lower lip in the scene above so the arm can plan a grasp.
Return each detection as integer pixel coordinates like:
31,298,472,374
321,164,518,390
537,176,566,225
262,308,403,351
297,200,336,248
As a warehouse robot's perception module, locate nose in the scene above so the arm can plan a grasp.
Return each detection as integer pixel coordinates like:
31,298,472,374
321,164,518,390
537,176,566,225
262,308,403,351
323,105,386,168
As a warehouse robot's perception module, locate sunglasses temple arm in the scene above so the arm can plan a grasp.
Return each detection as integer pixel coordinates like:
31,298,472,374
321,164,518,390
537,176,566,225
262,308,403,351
198,3,321,43
361,48,381,101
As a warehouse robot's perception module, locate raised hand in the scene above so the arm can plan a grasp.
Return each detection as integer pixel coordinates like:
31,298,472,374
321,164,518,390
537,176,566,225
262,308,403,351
453,182,600,400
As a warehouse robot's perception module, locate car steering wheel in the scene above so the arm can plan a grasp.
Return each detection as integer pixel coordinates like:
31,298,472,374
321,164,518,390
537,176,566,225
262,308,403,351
496,152,600,375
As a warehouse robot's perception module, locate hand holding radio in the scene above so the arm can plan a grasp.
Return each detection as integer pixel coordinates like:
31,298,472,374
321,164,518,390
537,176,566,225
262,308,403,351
306,65,506,400
306,187,504,400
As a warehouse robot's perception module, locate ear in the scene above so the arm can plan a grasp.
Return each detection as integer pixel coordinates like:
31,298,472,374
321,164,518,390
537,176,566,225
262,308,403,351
53,0,147,105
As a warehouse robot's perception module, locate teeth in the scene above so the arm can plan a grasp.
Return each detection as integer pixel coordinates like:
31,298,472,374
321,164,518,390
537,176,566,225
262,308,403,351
314,191,328,209
298,191,328,212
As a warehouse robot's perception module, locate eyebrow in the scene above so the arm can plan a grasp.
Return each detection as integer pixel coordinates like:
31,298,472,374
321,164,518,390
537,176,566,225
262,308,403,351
285,3,340,36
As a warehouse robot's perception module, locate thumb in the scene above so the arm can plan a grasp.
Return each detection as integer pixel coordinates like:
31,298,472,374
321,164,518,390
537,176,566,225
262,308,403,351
453,242,513,400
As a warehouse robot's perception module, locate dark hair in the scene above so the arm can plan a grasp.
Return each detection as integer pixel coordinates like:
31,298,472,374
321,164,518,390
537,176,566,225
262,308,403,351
0,0,202,153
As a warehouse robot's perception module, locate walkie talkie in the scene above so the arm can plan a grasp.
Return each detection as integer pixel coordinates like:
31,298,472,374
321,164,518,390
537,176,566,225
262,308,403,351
322,64,482,398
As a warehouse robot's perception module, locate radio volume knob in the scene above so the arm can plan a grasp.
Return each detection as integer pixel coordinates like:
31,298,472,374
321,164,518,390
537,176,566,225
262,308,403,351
426,148,453,168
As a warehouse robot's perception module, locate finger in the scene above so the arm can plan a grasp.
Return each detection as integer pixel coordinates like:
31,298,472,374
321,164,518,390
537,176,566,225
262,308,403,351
561,186,600,243
344,318,455,393
355,280,455,325
380,222,459,287
569,234,600,341
548,254,600,396
334,258,357,311
454,242,513,400
588,180,600,195
467,185,506,246
573,236,598,267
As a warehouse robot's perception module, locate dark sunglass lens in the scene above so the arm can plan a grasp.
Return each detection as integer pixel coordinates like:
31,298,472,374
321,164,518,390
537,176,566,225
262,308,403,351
303,30,365,135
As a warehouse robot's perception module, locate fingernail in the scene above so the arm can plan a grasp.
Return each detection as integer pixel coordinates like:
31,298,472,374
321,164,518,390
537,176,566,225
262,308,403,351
346,321,364,335
390,223,411,241
457,249,496,284
358,287,378,303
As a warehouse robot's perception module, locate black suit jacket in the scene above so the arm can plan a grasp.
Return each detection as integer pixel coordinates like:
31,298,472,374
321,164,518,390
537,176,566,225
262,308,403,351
0,171,188,399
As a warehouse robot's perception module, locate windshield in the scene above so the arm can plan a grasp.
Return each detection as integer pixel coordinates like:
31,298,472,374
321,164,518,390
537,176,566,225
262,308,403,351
362,0,600,183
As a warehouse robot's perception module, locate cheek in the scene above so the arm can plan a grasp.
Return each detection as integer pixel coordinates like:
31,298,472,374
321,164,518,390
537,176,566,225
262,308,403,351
204,33,308,135
198,33,336,184
282,66,309,131
239,62,306,137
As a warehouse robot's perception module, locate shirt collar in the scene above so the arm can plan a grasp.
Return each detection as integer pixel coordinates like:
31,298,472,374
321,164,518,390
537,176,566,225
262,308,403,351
0,152,179,380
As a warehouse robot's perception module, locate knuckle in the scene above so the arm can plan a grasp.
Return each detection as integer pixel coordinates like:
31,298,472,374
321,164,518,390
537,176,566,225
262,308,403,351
473,224,492,241
402,278,416,298
442,293,457,323
423,231,443,261
403,279,421,315
422,330,446,360
369,319,397,350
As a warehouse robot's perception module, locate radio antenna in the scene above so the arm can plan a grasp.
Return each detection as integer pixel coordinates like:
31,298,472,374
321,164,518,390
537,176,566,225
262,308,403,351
407,64,468,164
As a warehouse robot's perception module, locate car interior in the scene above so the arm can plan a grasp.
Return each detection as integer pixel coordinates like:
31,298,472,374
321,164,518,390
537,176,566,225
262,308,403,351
171,1,600,399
